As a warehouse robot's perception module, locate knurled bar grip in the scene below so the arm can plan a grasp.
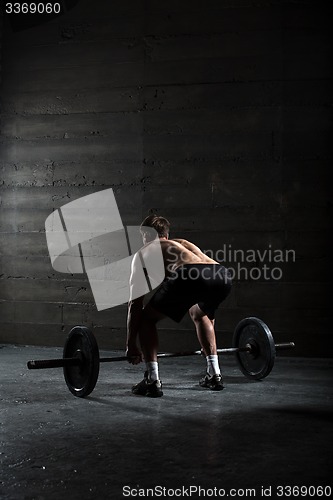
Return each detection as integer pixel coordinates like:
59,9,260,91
67,348,252,364
99,349,248,362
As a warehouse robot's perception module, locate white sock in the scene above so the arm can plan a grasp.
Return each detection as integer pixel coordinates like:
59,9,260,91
146,361,159,382
206,355,220,376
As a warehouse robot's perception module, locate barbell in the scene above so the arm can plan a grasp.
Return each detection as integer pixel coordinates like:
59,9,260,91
27,317,295,398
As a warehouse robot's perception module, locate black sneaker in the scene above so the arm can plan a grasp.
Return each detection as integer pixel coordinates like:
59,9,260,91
199,373,224,391
132,372,163,398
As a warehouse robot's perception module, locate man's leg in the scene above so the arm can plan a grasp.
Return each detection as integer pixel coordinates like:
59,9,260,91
189,304,223,390
139,303,166,362
189,304,217,356
131,304,165,396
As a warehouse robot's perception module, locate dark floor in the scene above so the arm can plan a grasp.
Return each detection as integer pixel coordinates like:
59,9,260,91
0,345,332,500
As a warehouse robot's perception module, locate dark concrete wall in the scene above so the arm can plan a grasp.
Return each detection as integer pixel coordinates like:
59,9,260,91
0,0,331,356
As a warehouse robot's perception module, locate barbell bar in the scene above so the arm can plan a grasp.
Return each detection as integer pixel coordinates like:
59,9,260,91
27,317,295,398
28,344,294,368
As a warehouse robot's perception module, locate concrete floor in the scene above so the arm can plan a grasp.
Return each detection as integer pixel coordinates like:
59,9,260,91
0,345,332,500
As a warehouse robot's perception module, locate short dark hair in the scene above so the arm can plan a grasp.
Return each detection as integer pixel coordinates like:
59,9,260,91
140,215,170,239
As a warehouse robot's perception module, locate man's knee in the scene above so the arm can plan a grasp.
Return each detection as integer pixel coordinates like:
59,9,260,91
189,304,204,323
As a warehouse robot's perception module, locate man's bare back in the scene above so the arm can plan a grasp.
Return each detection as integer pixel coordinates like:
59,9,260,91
138,237,217,279
160,238,218,275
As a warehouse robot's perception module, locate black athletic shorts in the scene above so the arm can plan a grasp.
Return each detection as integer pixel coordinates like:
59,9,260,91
148,264,232,323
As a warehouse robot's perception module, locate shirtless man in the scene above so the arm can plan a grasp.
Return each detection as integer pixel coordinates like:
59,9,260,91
126,215,232,397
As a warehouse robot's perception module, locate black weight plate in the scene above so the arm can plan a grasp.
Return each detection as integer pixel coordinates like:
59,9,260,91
63,326,99,397
232,317,276,380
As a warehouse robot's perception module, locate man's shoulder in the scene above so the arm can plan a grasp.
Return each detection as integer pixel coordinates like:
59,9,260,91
162,239,187,250
169,238,191,246
171,238,197,250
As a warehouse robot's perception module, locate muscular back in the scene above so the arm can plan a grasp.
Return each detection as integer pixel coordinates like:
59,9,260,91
160,238,217,275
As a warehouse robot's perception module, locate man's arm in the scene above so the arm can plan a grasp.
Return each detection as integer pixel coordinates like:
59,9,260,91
126,253,145,363
127,296,143,339
126,296,144,359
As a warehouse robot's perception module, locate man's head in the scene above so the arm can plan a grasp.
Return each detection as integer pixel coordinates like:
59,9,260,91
140,215,170,243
